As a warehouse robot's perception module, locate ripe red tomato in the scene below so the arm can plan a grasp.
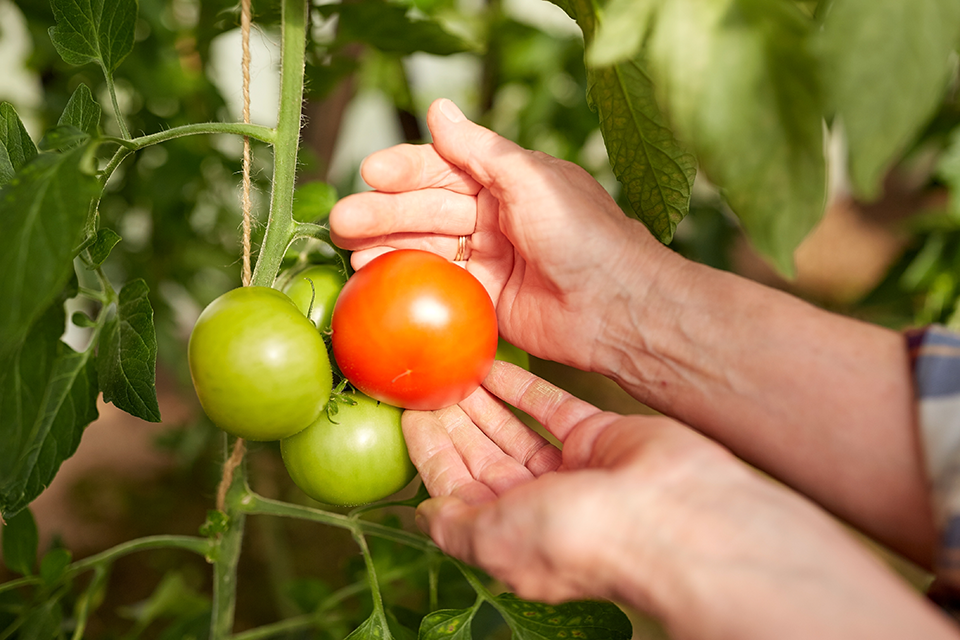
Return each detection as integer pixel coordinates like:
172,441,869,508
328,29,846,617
331,249,498,410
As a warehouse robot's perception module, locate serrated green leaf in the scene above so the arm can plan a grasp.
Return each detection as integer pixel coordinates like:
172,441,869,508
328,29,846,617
319,1,472,56
822,0,960,200
58,83,101,136
0,287,100,520
97,278,161,422
39,125,90,151
646,0,826,274
0,102,38,188
0,145,98,365
39,547,72,586
549,0,696,243
48,0,137,73
492,595,632,640
419,607,476,640
293,181,338,223
1,507,38,576
589,60,697,242
86,227,121,269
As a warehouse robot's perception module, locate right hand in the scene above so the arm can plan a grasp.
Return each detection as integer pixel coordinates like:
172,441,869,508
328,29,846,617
329,98,676,371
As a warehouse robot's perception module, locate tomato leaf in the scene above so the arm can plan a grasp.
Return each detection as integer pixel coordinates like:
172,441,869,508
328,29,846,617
318,1,473,56
548,0,696,244
0,287,99,520
491,595,632,640
821,0,960,200
58,83,101,136
97,278,161,423
0,144,98,367
48,0,137,73
39,125,90,152
345,612,389,640
418,607,477,640
1,507,38,576
39,548,72,586
0,102,38,189
85,227,122,269
645,0,826,275
293,181,338,223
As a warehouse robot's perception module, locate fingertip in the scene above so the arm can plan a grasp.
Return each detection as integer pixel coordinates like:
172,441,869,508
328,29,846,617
359,145,421,192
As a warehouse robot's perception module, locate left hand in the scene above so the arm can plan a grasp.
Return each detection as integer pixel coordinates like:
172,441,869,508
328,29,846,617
405,362,958,640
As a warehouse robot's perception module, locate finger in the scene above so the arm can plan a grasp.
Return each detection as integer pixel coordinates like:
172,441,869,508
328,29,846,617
415,496,482,565
402,410,497,504
458,385,562,477
482,361,602,443
430,402,541,496
426,99,539,192
338,234,462,269
360,143,482,195
329,189,478,242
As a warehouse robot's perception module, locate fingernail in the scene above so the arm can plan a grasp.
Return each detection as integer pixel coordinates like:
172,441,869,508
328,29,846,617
438,98,465,123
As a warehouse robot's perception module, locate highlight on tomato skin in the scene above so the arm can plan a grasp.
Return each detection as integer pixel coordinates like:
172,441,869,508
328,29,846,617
330,249,499,411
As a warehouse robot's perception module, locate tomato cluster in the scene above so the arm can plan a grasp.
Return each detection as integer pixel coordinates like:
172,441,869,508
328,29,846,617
188,250,501,506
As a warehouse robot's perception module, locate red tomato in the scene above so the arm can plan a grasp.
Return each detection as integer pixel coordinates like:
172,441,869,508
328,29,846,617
331,249,498,410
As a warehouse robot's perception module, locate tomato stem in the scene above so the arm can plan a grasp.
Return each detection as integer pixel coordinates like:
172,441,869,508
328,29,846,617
250,0,310,288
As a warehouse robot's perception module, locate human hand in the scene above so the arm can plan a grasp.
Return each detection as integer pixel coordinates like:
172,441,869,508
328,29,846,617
404,361,957,640
329,98,677,372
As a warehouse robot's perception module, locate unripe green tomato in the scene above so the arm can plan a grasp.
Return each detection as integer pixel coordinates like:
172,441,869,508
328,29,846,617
280,393,417,506
282,264,346,333
188,286,333,441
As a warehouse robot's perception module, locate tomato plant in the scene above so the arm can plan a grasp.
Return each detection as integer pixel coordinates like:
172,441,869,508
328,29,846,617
188,286,333,441
281,263,346,333
280,392,416,506
331,249,499,410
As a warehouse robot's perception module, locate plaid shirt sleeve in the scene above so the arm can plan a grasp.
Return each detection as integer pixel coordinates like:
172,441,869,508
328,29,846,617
906,325,960,603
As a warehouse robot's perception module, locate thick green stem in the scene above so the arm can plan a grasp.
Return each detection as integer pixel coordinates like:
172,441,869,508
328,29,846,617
103,70,131,140
251,0,310,288
211,440,249,640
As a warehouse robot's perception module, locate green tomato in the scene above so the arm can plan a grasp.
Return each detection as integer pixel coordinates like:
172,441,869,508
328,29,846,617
282,264,346,333
280,392,417,506
188,286,333,441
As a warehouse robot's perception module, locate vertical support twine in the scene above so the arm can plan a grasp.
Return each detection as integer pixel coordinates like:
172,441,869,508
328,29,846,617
240,0,254,288
216,0,254,513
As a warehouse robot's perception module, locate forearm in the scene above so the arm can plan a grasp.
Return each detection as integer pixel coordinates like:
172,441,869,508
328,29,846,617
598,254,936,564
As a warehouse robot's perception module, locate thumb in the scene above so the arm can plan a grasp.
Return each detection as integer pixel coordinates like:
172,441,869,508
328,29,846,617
426,99,535,192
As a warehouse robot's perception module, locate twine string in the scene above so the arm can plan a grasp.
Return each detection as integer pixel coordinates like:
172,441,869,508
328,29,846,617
217,0,254,513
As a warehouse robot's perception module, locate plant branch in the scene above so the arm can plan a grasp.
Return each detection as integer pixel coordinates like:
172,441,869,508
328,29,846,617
210,437,250,640
109,122,277,150
238,492,436,552
103,70,131,140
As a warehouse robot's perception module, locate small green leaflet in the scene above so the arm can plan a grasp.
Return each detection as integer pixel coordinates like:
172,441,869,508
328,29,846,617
492,595,632,640
59,83,101,135
821,0,960,200
48,0,137,73
86,227,122,269
419,607,477,640
0,287,99,520
293,181,338,223
0,144,99,363
1,507,38,576
548,0,696,245
345,613,389,640
0,102,38,189
97,278,161,423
